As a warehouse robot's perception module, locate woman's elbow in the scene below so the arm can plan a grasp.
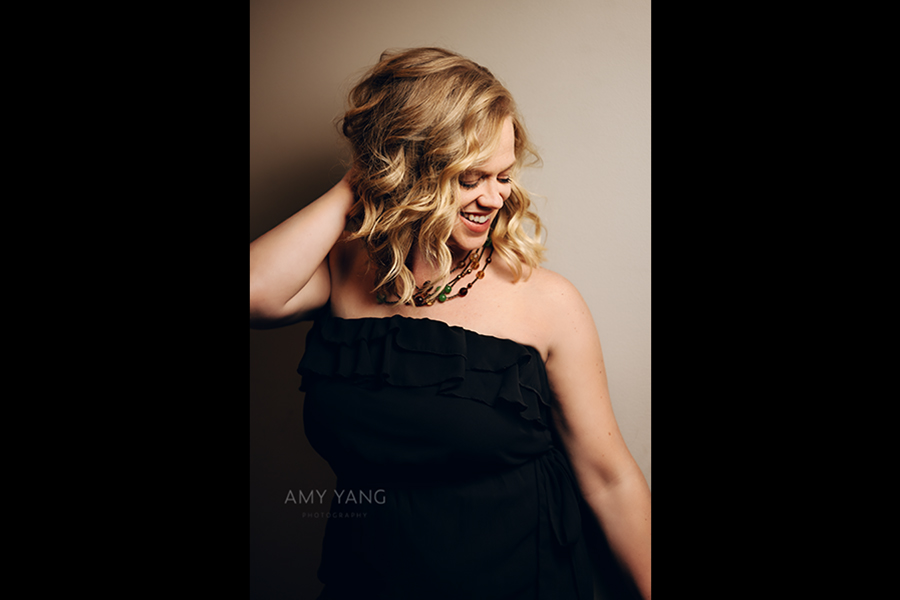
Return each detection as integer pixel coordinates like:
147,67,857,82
249,279,329,329
249,280,285,329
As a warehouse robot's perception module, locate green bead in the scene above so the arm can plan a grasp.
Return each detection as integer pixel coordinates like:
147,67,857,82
438,293,447,302
443,285,452,294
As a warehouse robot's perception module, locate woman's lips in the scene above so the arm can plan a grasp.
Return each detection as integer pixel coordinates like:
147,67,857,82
460,211,493,232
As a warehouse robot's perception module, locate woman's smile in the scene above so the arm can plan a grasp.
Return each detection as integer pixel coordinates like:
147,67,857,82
461,211,492,225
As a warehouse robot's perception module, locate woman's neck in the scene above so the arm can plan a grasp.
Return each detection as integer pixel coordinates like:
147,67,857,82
408,243,469,286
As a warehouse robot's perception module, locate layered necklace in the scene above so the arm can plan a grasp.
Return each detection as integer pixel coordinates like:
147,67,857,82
376,238,494,307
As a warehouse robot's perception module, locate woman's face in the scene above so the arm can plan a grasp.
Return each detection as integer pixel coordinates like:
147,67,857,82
449,116,516,255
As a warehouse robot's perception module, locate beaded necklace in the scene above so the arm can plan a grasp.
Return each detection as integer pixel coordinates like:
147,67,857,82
376,238,494,307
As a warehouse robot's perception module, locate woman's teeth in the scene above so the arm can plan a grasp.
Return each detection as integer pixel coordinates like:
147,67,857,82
462,212,490,224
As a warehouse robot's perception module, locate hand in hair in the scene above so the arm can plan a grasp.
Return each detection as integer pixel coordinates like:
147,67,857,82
249,172,356,328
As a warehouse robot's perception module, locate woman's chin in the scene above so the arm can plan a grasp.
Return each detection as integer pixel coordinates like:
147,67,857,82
450,217,493,253
448,232,488,256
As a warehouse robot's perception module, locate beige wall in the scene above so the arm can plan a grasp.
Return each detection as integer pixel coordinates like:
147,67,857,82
250,1,650,597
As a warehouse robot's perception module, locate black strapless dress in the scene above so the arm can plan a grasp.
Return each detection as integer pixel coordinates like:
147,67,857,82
298,315,592,600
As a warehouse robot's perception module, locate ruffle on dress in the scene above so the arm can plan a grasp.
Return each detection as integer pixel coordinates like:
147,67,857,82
298,315,552,426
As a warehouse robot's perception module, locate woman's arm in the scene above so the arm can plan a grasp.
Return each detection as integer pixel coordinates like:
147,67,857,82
249,172,355,328
542,273,651,599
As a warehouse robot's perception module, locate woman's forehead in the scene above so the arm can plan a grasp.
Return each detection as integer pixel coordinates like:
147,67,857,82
470,117,516,171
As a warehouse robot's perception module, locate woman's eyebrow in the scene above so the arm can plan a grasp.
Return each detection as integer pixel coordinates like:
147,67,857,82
465,162,516,176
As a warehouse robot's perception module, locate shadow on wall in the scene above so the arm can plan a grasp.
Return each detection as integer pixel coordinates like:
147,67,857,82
250,151,351,243
250,157,344,600
250,321,334,600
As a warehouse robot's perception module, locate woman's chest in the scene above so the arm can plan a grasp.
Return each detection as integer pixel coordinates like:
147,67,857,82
330,262,551,362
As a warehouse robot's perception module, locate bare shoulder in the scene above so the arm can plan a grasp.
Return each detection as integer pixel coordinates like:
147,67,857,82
522,266,600,362
525,266,584,303
524,267,592,323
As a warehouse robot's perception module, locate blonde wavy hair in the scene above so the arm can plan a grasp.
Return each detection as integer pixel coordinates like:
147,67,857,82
340,47,545,305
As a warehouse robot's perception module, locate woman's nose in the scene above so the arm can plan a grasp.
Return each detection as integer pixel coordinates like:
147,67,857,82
479,180,506,209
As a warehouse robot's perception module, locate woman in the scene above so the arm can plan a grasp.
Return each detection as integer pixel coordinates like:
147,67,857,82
250,47,650,600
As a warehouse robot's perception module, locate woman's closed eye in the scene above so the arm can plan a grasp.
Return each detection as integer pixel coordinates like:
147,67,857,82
459,175,512,189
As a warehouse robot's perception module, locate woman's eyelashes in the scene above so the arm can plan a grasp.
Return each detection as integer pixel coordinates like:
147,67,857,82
459,175,512,189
